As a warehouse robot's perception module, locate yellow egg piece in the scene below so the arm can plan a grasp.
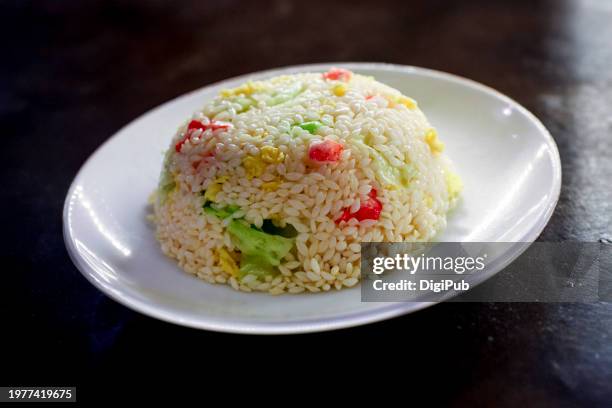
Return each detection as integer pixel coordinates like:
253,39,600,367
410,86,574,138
203,176,229,202
243,156,266,179
261,180,281,192
217,247,239,277
204,183,222,202
220,81,264,97
260,146,285,164
398,96,417,109
332,84,347,97
425,129,445,154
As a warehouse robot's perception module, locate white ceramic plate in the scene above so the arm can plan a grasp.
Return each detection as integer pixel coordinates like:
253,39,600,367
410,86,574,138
63,63,561,334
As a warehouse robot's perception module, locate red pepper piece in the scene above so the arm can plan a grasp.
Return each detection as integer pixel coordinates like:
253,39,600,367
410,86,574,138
175,120,231,153
187,120,230,132
308,139,344,162
335,189,382,223
335,208,352,224
188,120,203,130
322,68,352,82
175,136,189,153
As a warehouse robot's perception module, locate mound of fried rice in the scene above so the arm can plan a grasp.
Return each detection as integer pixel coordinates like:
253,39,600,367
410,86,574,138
151,68,461,294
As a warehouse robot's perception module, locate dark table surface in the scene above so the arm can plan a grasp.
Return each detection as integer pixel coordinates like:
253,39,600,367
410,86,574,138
2,0,611,404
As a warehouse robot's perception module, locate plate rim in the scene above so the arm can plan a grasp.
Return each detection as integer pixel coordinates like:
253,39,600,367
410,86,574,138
63,62,562,334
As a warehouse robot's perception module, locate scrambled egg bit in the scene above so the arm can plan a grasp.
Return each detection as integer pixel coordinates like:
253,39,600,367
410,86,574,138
386,95,417,109
261,180,281,192
260,146,285,164
398,96,417,109
243,156,266,179
425,129,445,154
204,176,229,202
243,147,285,180
220,81,265,97
217,247,239,277
332,83,347,97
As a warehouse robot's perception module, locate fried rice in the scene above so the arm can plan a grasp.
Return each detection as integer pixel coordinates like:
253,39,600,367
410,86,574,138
151,68,461,294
